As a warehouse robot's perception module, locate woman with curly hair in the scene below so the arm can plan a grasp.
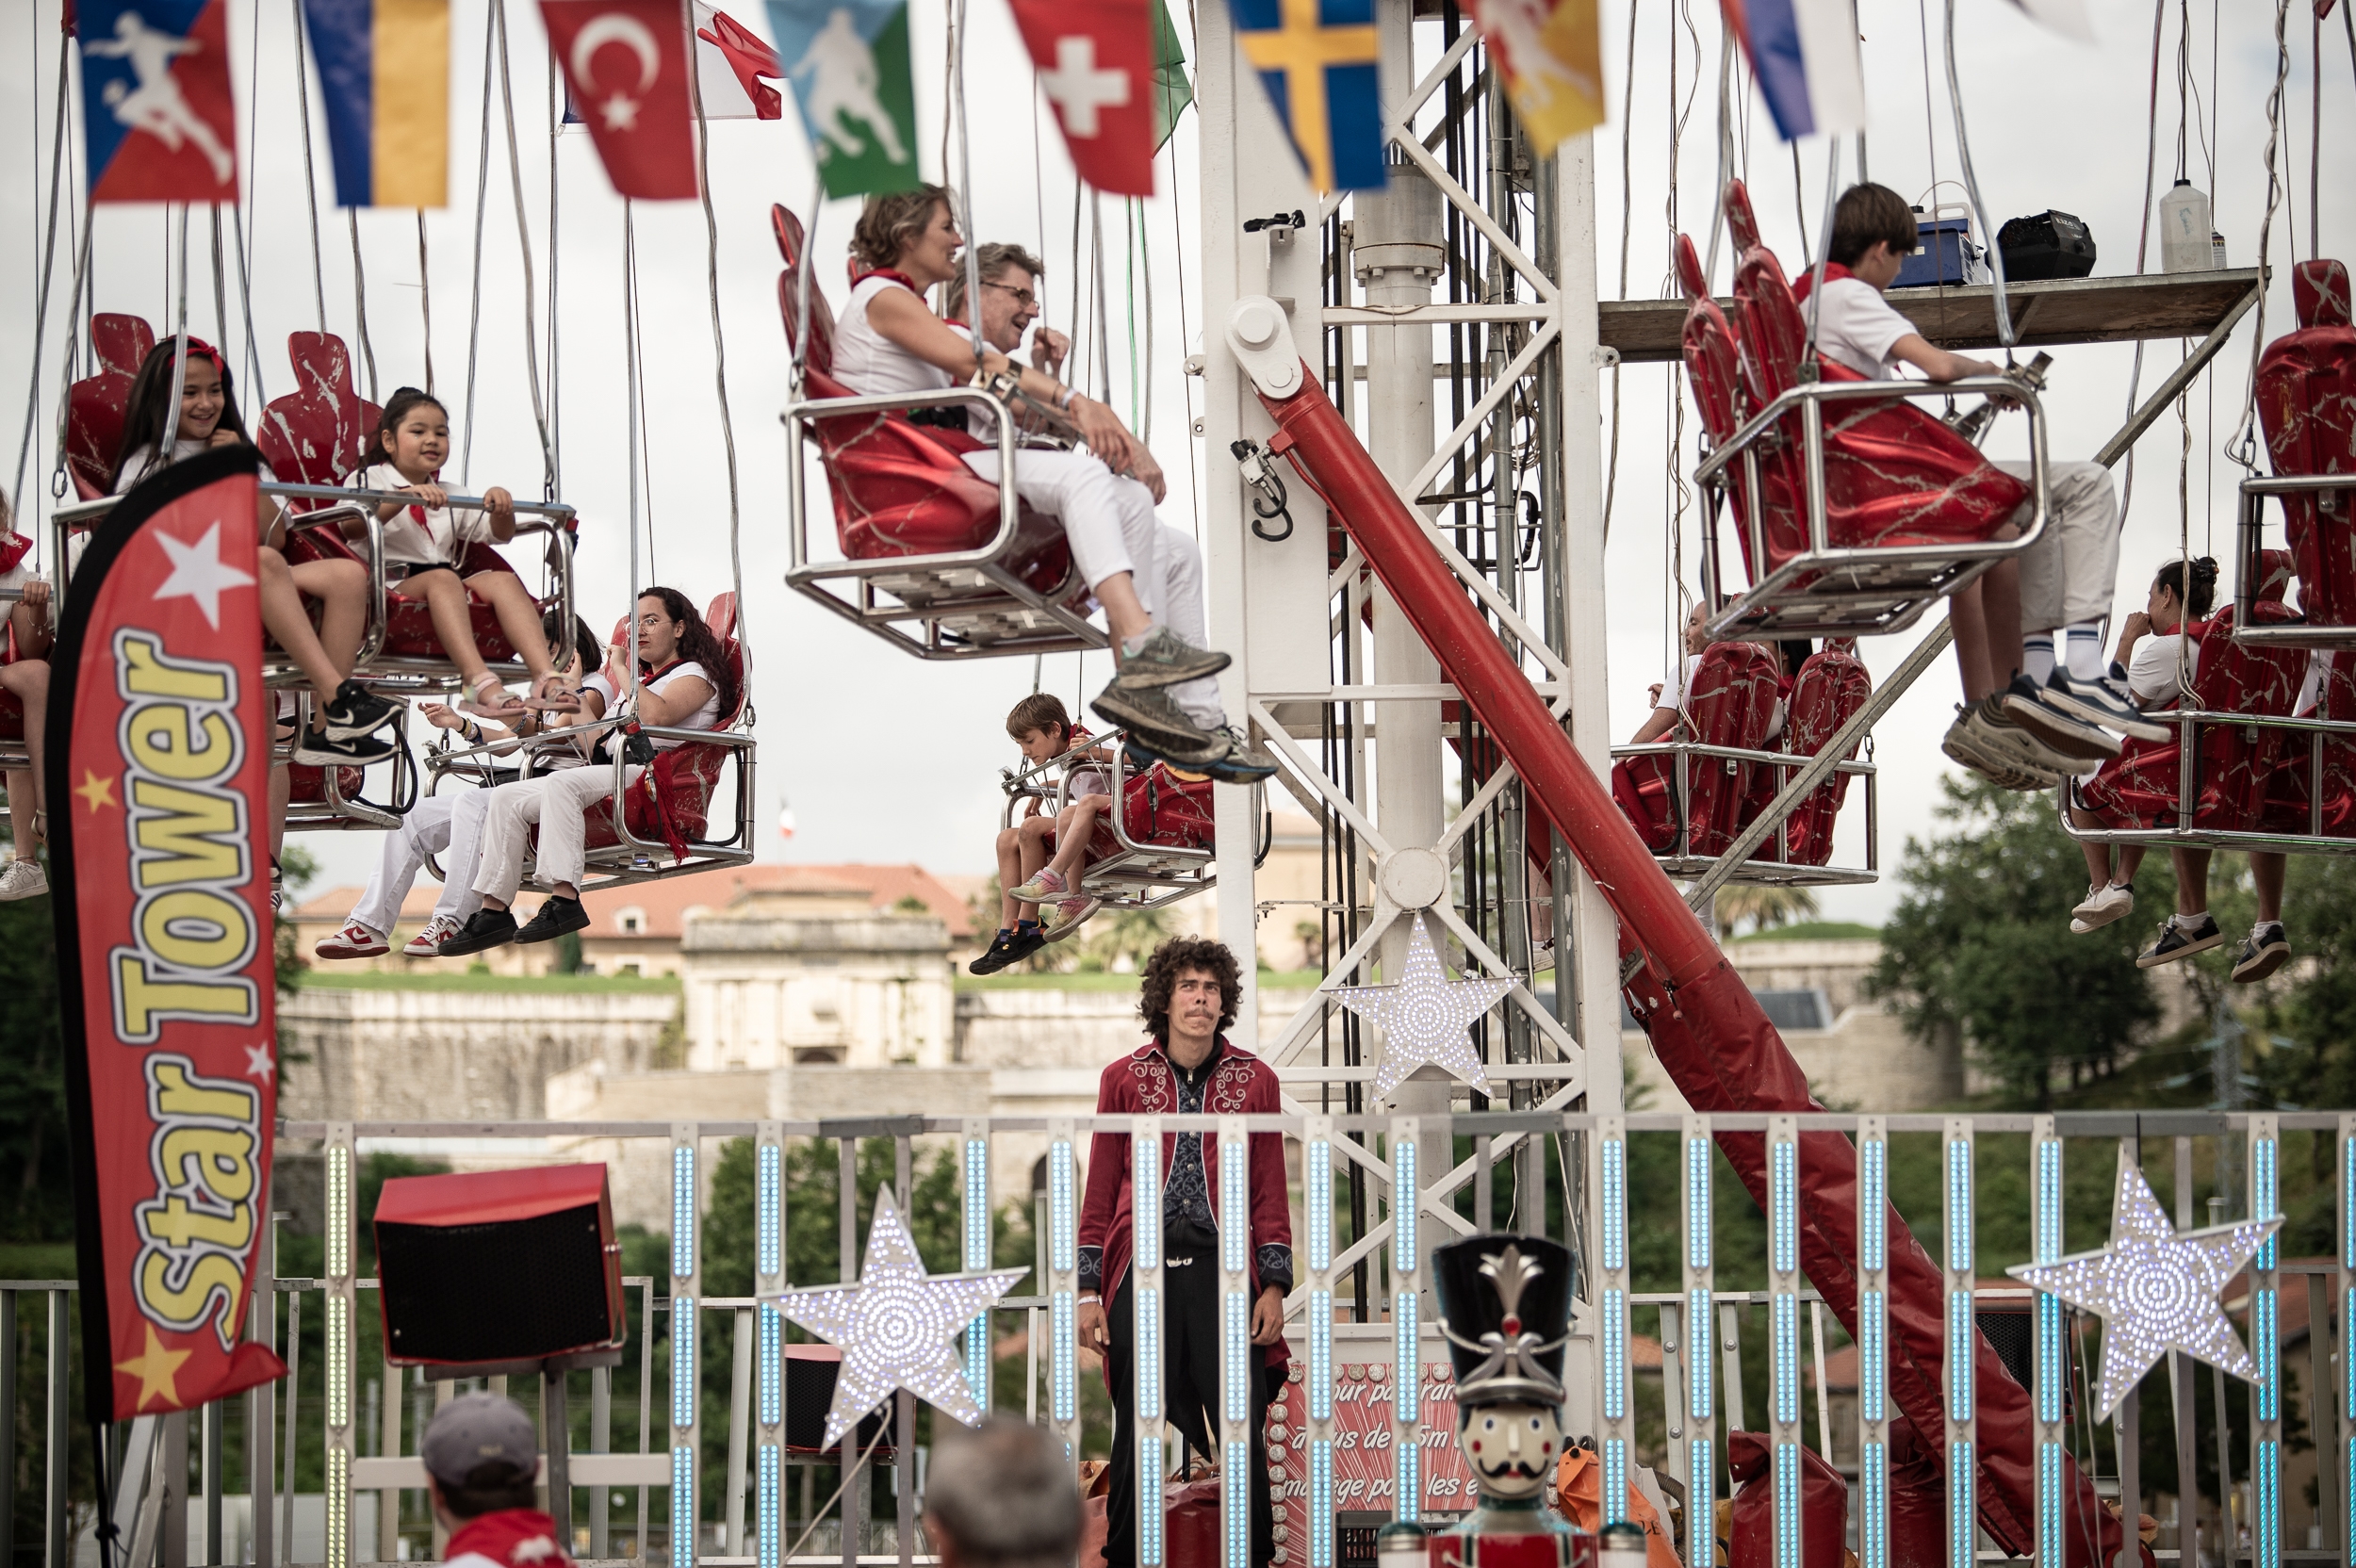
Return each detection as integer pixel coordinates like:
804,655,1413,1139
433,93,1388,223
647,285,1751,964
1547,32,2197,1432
1075,936,1291,1568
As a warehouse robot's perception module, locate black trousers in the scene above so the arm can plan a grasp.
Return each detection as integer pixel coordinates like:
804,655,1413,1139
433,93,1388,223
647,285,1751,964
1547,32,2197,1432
1103,1247,1279,1568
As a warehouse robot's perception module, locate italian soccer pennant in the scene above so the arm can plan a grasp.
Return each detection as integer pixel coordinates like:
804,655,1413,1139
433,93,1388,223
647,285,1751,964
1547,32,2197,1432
1008,0,1155,196
1462,0,1602,156
540,0,701,199
302,0,451,206
47,443,287,1422
1228,0,1385,192
75,0,241,204
767,0,921,196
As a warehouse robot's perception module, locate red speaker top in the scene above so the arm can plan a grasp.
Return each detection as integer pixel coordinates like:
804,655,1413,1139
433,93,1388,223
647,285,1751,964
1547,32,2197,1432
376,1164,612,1227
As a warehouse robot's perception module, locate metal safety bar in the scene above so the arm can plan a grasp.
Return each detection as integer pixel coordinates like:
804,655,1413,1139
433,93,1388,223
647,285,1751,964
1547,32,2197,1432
2233,474,2356,649
1608,737,1877,888
2056,704,2356,856
996,727,1270,910
781,387,1106,661
1693,375,2050,641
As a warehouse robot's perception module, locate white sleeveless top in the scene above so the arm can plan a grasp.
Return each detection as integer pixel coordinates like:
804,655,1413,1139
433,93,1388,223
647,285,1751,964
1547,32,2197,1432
830,274,956,399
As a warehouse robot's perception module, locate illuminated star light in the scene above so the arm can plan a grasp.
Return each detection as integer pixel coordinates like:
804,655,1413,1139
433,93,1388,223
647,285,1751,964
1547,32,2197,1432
152,521,256,631
1328,910,1516,1103
774,1187,1024,1446
2007,1145,2281,1421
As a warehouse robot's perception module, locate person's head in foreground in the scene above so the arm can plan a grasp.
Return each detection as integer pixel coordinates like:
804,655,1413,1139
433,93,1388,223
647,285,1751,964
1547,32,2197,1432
421,1392,558,1553
924,1418,1081,1568
1137,935,1243,1049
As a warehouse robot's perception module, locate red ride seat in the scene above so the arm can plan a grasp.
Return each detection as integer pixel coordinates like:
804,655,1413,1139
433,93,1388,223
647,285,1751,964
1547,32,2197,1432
773,205,1073,594
2260,653,2356,839
576,592,749,865
1074,762,1218,866
2076,557,2311,833
2257,259,2356,629
66,314,157,498
1782,640,1873,865
1611,641,1782,857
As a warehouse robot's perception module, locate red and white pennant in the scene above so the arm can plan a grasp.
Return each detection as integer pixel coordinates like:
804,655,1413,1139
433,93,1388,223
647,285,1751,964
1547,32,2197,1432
1006,0,1154,196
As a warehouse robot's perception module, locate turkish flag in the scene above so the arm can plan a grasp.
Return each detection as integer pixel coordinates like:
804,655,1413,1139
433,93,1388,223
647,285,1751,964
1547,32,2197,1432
1006,0,1154,196
540,0,699,199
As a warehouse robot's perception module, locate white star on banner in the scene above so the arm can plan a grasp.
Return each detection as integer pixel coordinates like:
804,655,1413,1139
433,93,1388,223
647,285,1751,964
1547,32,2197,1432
600,92,640,130
152,521,256,631
244,1042,274,1080
775,1187,1025,1447
1328,910,1515,1103
2007,1144,2281,1421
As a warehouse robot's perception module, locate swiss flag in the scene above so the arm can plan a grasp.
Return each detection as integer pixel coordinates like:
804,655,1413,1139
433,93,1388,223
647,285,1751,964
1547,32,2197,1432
540,0,699,199
1006,0,1154,196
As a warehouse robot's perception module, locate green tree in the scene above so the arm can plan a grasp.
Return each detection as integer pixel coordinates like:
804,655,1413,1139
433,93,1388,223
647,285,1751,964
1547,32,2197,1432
1712,884,1818,938
0,889,69,1241
1868,776,2164,1107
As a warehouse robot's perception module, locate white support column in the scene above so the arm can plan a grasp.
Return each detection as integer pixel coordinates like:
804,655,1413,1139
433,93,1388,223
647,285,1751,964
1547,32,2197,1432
1942,1119,1975,1568
1857,1118,1890,1568
1681,1116,1714,1568
1134,1117,1167,1568
1765,1118,1801,1568
756,1120,785,1568
1047,1119,1082,1470
961,1119,992,1409
1219,1117,1254,1568
2252,1115,2282,1568
1302,1117,1337,1568
1389,1117,1420,1525
1594,1116,1632,1524
324,1124,355,1568
672,1124,702,1568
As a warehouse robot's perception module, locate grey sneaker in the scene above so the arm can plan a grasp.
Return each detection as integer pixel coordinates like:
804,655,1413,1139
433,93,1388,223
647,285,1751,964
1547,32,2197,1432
1091,683,1228,766
2042,667,2169,743
1941,703,2061,790
1203,726,1278,783
2001,676,2121,760
1110,627,1232,690
1966,694,2095,777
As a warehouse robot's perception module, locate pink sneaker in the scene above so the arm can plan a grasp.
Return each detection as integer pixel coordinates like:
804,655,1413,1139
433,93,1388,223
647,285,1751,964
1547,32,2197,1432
1045,896,1102,941
315,920,389,959
1011,867,1068,902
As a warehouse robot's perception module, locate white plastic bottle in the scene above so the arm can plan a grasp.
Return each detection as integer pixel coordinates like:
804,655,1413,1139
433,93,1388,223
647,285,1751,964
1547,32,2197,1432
2158,180,2216,272
2212,231,2229,270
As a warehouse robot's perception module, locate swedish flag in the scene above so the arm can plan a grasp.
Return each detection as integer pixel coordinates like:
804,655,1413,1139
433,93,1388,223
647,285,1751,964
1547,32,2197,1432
1230,0,1385,192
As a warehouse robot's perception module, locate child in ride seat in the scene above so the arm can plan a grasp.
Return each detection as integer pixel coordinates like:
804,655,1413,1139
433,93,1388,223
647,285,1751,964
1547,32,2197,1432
315,612,612,960
2065,558,2292,982
1799,185,2163,791
111,340,402,768
973,693,1112,975
0,506,50,902
352,388,564,718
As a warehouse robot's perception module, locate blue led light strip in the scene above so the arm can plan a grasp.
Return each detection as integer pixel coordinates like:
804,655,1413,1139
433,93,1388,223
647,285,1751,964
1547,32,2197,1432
1602,1135,1627,1271
1775,1443,1800,1568
1048,1129,1077,1434
1603,1288,1628,1421
1948,1443,1973,1568
1857,1119,1890,1568
2032,1116,2066,1568
964,1134,990,1405
1604,1439,1628,1528
757,1142,781,1278
1682,1117,1716,1568
672,1144,697,1280
674,1446,698,1568
1859,1443,1887,1568
2251,1118,2282,1568
1688,1440,1714,1568
1140,1426,1165,1567
673,1300,697,1429
1226,1441,1252,1562
1942,1121,1973,1568
1305,1122,1335,1568
1310,1445,1334,1568
759,1304,781,1426
757,1444,779,1568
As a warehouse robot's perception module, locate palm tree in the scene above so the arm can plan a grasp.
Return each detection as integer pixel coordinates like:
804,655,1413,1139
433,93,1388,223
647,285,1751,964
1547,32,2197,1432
1713,884,1820,938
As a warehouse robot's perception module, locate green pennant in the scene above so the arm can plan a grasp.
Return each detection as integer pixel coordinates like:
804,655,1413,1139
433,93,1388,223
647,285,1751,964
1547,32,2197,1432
1150,0,1193,151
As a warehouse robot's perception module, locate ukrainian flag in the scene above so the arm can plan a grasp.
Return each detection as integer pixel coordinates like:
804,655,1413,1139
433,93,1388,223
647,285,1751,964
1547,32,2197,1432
303,0,450,207
1230,0,1384,192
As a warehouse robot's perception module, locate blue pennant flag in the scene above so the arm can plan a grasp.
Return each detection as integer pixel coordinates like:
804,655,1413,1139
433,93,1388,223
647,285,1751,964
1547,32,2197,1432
1228,0,1386,192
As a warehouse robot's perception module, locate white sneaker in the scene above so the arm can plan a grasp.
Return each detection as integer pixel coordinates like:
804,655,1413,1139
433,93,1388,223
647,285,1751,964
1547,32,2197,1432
2070,882,2135,934
314,919,388,960
403,913,465,957
0,858,48,902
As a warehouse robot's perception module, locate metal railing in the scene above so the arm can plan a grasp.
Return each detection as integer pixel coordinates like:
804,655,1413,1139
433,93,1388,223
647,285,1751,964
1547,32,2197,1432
997,728,1270,910
2233,475,2356,650
9,1108,2340,1568
1693,376,2050,641
1608,738,1878,887
2055,705,2356,856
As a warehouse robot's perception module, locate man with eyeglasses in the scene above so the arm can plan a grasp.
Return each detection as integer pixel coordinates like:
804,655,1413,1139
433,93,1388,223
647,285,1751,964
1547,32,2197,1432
944,243,1269,786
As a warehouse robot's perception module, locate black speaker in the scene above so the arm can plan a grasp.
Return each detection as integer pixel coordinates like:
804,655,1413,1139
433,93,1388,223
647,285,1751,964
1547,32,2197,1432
376,1165,625,1372
784,1346,896,1454
1975,1302,2072,1422
1998,210,2098,281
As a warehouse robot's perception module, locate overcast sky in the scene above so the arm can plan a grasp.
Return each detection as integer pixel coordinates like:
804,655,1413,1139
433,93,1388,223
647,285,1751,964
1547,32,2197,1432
0,0,2348,927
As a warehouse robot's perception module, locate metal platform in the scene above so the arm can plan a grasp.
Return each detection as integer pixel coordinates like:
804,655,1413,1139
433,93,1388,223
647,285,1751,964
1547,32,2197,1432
1601,268,2264,364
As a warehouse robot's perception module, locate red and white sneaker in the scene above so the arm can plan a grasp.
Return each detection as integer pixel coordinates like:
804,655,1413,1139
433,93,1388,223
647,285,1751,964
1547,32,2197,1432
1045,895,1102,941
315,920,388,960
403,914,464,957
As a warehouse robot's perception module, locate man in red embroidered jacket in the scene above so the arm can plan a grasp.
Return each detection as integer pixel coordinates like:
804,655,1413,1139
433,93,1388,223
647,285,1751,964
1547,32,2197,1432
423,1393,573,1568
1077,935,1293,1568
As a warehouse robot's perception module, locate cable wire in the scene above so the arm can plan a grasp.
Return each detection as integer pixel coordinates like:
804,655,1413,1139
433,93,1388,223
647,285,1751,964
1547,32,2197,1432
291,0,328,333
12,34,70,510
687,0,750,680
495,0,557,494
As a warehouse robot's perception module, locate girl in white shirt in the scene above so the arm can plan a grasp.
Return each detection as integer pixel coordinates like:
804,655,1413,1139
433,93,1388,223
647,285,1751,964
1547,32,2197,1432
0,510,51,901
436,586,735,956
347,387,563,720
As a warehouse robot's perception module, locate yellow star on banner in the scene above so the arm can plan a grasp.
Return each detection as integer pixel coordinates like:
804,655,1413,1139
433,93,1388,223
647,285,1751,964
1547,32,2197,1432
76,770,119,813
1235,0,1378,192
114,1324,192,1413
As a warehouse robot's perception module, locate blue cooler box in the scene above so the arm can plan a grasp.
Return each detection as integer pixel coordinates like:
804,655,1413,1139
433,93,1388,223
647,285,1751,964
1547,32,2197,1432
1893,216,1988,288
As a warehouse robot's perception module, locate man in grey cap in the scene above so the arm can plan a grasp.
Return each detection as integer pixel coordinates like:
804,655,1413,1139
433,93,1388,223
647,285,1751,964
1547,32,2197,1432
422,1392,568,1568
924,1419,1080,1568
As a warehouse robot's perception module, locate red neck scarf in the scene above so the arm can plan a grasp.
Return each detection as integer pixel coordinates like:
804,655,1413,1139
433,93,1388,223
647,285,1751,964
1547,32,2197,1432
849,267,920,293
1791,261,1855,302
445,1510,570,1568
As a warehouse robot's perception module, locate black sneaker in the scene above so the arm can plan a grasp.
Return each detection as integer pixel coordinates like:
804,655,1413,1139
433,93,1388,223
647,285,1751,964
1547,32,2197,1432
1110,627,1232,690
2042,667,2170,743
1203,726,1278,783
319,679,400,740
291,727,401,767
968,926,1049,976
2136,913,2225,969
1091,684,1227,766
2230,922,2291,984
2001,675,2120,760
515,894,591,944
437,907,519,956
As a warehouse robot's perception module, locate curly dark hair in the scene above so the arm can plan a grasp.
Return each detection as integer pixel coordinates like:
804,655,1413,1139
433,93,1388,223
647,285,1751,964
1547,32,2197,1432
1137,937,1243,1044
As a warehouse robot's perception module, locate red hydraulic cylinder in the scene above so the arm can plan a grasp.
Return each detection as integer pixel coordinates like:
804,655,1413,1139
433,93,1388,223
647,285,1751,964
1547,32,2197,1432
1251,363,2120,1568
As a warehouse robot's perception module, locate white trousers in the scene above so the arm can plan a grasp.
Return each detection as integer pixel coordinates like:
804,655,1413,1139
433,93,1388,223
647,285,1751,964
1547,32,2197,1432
1999,459,2122,634
350,791,489,937
471,762,635,905
961,448,1224,730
